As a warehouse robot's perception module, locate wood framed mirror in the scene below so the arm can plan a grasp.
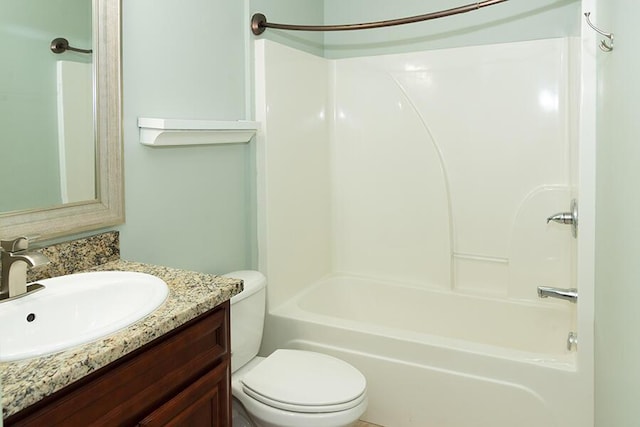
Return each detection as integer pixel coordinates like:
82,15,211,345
0,0,123,242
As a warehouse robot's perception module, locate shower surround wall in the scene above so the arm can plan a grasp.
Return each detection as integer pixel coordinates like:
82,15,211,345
258,38,578,307
334,40,578,299
256,38,587,426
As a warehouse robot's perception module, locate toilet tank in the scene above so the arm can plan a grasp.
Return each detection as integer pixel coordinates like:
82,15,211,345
223,270,267,373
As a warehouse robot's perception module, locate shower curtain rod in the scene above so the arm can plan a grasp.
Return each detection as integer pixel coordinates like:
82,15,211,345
251,0,509,35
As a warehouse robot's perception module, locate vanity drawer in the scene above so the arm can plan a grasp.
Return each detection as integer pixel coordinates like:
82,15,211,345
7,301,230,426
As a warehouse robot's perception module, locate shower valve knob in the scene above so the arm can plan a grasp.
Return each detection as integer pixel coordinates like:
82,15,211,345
546,213,574,225
546,199,578,238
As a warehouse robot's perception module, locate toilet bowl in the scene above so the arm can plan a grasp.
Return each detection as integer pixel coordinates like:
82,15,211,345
224,271,367,427
233,352,367,427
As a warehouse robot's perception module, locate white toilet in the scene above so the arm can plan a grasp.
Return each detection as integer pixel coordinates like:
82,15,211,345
224,270,367,427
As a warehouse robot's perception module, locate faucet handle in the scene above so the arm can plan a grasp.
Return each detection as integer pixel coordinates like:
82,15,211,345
1,237,30,252
546,199,578,238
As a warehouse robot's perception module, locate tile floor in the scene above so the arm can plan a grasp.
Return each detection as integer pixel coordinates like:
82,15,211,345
355,421,384,427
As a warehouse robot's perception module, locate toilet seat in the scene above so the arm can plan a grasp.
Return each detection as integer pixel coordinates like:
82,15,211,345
241,349,367,414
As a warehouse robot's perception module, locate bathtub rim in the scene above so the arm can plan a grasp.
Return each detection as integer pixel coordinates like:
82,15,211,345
268,272,578,371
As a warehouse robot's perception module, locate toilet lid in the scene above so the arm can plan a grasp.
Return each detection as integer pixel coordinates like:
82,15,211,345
241,349,367,413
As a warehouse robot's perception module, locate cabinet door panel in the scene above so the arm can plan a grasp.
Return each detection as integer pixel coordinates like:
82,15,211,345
138,361,230,427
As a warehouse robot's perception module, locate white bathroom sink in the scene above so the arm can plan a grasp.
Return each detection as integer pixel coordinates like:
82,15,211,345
0,271,169,362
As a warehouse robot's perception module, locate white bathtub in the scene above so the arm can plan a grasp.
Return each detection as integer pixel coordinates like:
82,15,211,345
261,275,585,427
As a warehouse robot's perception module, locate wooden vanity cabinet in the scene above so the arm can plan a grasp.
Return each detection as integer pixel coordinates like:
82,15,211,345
6,301,231,427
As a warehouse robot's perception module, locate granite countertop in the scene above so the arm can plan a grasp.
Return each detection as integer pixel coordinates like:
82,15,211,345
1,259,243,419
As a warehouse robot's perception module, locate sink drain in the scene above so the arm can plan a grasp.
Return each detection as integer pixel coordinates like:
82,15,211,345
26,313,36,322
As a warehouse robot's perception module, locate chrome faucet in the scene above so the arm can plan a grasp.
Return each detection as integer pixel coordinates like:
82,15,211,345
537,286,578,303
0,237,50,301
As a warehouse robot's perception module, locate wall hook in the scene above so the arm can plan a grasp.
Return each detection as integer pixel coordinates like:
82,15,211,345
584,12,614,52
50,37,93,54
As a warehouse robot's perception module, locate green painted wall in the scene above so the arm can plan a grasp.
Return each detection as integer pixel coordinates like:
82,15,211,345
118,0,252,273
117,0,326,273
595,1,640,425
0,1,91,212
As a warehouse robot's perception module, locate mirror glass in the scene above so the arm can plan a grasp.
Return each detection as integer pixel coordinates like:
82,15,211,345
1,1,94,213
0,0,123,241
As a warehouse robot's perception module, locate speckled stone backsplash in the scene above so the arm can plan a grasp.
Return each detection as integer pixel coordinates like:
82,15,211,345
24,231,120,281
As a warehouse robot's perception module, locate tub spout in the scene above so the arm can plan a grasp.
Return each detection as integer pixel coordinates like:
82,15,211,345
537,286,577,303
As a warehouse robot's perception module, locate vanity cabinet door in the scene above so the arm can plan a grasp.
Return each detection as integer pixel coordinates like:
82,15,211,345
138,360,231,427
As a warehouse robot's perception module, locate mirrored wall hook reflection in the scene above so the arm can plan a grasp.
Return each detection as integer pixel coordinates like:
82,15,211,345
50,37,93,54
584,12,614,52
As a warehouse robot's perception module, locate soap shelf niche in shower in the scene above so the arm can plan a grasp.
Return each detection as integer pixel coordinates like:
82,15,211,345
138,118,259,146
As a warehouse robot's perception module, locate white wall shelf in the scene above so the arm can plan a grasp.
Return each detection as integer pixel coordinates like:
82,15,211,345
138,118,259,146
